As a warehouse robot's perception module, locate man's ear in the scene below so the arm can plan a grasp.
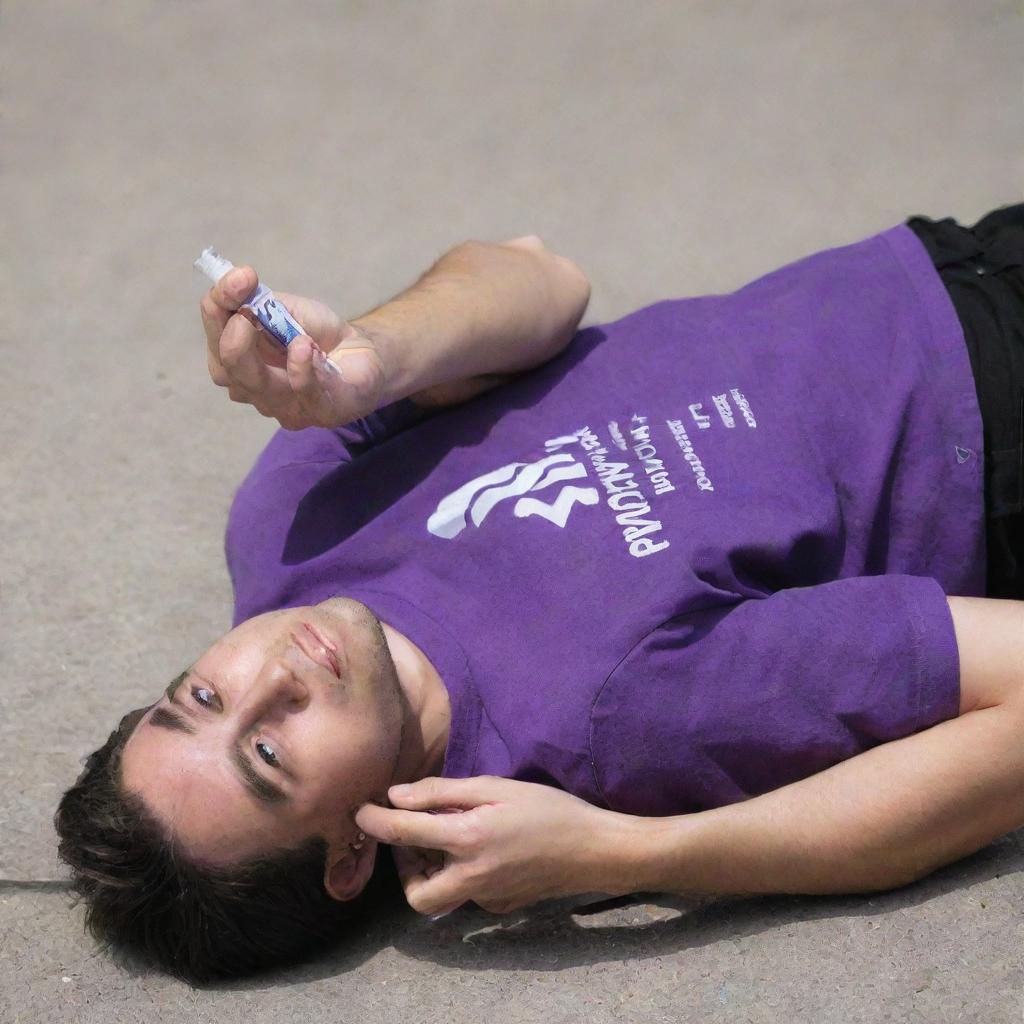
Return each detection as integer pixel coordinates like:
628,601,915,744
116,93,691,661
324,839,377,902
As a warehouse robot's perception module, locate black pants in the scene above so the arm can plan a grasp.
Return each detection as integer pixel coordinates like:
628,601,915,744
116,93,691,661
906,204,1024,598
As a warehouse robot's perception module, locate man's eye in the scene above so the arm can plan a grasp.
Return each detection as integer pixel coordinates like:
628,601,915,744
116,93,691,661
191,686,221,710
255,739,280,768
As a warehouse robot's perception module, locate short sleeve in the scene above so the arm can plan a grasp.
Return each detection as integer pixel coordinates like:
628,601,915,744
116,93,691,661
225,396,433,624
589,574,961,816
337,396,432,451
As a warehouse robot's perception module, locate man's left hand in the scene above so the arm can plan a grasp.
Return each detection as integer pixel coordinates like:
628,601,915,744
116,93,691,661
355,776,620,916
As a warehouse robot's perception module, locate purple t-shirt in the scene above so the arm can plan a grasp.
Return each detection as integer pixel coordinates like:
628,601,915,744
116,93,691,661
226,224,986,816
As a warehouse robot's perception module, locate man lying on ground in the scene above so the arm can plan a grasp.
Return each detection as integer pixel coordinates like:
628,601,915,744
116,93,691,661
55,205,1024,984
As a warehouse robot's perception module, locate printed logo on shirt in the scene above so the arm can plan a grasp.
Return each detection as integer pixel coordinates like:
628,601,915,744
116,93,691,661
425,386,756,546
425,429,671,558
426,436,600,539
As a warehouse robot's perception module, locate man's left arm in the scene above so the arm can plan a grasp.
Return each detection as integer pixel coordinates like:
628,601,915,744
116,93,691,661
201,234,591,431
355,234,592,410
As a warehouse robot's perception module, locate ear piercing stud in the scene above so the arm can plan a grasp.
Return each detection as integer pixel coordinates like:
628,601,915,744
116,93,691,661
352,832,366,851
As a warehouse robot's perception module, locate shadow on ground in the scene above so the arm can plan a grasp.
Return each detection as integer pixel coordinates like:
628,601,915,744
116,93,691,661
177,829,1024,990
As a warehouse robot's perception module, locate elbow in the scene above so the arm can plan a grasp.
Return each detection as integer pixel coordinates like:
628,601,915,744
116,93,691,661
454,234,592,335
499,234,548,254
498,236,592,298
549,249,591,308
533,242,592,326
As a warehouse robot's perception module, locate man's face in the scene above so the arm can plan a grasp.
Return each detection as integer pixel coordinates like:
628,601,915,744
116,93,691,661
120,597,404,885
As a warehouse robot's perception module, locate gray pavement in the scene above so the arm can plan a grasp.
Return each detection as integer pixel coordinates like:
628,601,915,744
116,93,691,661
2,1,1022,1020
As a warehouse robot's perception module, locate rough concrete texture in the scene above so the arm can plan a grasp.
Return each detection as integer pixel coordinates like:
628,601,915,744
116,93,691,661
3,0,1023,1019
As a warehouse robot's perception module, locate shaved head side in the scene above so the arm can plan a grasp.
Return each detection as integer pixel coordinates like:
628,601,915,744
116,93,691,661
54,692,401,983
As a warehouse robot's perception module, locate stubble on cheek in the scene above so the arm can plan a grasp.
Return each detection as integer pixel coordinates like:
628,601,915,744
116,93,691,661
318,597,407,725
363,611,407,743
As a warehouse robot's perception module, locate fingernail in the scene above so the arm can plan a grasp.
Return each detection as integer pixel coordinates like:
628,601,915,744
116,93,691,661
311,345,342,377
231,271,251,297
390,784,411,797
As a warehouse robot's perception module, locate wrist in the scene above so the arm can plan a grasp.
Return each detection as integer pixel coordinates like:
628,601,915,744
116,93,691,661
579,808,687,897
345,317,406,408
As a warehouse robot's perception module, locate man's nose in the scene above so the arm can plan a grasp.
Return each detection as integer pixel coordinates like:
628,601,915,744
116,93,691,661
242,658,310,717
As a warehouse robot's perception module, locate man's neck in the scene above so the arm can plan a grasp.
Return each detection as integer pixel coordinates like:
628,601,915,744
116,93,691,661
380,620,451,784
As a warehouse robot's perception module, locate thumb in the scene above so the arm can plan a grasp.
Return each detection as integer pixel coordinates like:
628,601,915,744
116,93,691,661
284,335,349,423
387,775,507,811
287,335,389,426
325,339,388,397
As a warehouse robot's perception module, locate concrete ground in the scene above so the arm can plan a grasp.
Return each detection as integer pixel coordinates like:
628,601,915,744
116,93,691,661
3,1,1022,1020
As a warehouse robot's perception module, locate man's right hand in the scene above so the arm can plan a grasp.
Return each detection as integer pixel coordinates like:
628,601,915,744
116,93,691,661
200,264,390,431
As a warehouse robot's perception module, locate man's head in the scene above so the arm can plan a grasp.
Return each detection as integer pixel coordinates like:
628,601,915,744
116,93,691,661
54,596,415,982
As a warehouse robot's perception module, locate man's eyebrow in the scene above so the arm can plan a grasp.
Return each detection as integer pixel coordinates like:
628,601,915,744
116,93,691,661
152,671,288,807
230,743,288,806
164,669,190,703
149,706,197,735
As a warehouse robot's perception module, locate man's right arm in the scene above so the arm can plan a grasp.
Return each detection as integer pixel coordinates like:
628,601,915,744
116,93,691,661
357,589,1024,916
603,594,1024,898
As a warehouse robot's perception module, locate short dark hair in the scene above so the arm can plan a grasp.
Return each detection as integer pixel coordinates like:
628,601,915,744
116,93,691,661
54,705,398,984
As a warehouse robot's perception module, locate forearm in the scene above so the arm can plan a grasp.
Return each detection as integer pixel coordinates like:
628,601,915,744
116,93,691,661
597,698,1024,897
351,239,591,408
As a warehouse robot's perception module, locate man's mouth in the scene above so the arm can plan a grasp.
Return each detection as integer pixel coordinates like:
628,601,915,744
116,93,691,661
293,623,342,678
